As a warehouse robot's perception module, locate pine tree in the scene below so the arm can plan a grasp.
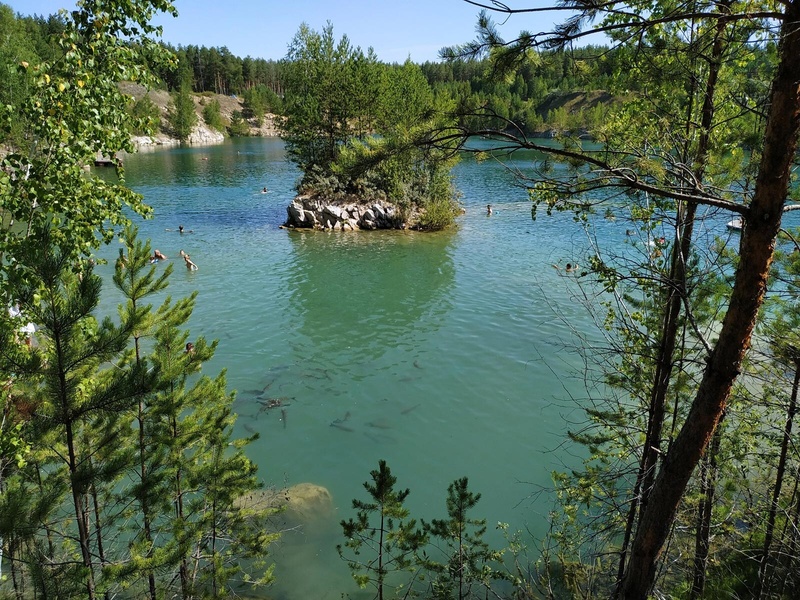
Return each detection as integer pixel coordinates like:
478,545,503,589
422,477,505,599
111,225,172,598
104,226,278,598
11,228,145,599
339,460,426,599
168,81,197,142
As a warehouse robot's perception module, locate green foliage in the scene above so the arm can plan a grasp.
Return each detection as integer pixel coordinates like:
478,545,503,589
422,45,630,135
228,110,250,137
167,82,197,141
451,2,792,597
280,23,461,228
0,3,277,597
107,226,277,598
416,163,463,231
0,224,277,597
202,98,225,132
338,465,520,598
127,94,162,136
280,22,371,173
338,460,426,597
740,234,800,596
0,4,41,146
329,119,463,230
242,84,281,124
6,227,142,596
0,0,177,280
421,478,507,599
150,43,283,98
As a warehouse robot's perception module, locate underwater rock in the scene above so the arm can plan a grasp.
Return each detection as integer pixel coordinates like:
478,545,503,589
239,483,334,524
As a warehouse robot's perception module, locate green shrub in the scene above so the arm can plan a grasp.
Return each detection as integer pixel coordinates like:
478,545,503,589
202,99,225,132
228,110,250,137
167,84,197,141
128,95,161,136
418,195,460,231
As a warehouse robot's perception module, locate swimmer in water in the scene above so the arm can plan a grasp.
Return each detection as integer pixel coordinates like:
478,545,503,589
487,204,493,216
182,253,198,271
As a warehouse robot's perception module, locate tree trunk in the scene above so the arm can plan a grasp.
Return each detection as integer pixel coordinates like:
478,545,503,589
782,468,800,595
690,417,723,599
757,359,800,598
88,468,111,600
138,395,157,600
172,412,191,600
66,420,97,600
620,2,800,597
616,7,727,588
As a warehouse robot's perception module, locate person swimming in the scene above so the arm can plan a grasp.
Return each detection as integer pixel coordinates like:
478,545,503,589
487,204,493,216
262,187,268,193
180,250,198,271
554,263,579,272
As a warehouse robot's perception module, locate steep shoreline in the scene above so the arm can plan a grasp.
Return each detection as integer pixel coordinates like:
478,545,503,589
120,82,279,148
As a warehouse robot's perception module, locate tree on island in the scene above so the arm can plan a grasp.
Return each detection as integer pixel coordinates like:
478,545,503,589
433,0,800,597
279,22,463,230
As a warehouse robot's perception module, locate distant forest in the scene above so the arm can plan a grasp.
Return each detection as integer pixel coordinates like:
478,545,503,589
0,5,769,137
154,42,632,134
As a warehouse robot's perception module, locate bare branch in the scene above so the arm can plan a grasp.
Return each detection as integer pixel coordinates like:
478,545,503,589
427,118,750,214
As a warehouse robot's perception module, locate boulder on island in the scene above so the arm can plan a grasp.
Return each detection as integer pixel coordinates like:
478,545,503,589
284,195,409,231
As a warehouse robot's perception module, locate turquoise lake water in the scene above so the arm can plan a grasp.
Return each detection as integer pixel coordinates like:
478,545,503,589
93,137,742,599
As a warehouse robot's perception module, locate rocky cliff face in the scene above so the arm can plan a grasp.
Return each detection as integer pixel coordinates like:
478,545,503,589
131,121,224,148
119,82,277,148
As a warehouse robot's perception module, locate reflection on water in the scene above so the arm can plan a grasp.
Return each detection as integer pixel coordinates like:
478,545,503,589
286,229,456,366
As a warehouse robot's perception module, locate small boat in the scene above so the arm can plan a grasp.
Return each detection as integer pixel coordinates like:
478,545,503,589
727,218,743,232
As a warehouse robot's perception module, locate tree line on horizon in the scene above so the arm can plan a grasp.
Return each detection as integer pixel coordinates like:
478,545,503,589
1,1,739,142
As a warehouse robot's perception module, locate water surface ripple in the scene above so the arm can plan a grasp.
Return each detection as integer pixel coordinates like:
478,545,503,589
95,138,636,598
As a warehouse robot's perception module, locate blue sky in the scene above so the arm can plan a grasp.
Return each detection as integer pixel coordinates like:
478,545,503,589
7,0,567,63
